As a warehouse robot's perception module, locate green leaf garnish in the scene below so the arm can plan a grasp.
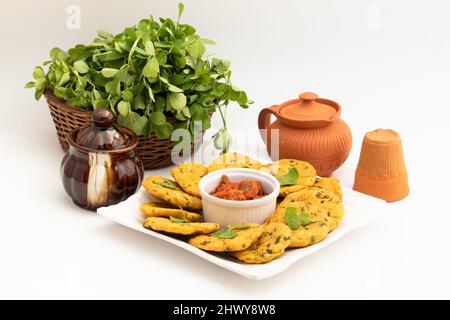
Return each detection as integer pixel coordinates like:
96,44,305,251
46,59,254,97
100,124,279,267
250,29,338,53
285,207,310,230
278,167,299,186
169,216,191,223
211,228,237,239
229,224,250,230
153,180,178,190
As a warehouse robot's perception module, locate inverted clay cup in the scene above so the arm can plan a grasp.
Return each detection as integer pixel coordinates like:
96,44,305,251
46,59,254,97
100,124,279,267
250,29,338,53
353,129,409,202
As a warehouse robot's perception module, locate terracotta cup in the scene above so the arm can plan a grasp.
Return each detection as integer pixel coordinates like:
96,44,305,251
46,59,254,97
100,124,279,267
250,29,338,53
353,129,409,202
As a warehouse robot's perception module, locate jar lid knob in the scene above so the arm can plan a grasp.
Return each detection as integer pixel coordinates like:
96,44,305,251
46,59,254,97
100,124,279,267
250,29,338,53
92,109,115,128
299,92,318,101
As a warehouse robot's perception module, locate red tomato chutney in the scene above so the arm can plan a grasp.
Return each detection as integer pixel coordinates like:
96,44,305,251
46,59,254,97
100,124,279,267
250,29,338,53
211,175,266,201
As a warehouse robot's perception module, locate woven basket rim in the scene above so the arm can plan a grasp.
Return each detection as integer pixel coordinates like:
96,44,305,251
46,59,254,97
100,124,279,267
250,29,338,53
44,89,91,116
43,89,201,129
44,89,210,169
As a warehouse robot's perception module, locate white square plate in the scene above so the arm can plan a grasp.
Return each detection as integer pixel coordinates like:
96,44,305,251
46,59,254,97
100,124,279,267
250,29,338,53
97,183,384,280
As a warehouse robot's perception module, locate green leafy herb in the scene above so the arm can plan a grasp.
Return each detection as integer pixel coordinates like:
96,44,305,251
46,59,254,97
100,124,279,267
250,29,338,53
278,167,299,186
154,122,174,139
212,127,232,155
285,207,310,230
73,60,89,74
168,92,187,111
229,224,250,230
169,216,191,223
100,68,119,78
32,66,45,79
26,2,252,153
211,228,237,239
117,100,131,116
177,3,185,25
151,111,166,126
142,57,159,79
152,180,178,190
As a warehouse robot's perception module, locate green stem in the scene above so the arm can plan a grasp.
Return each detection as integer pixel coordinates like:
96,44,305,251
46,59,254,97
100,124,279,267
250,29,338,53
127,38,140,72
218,106,227,129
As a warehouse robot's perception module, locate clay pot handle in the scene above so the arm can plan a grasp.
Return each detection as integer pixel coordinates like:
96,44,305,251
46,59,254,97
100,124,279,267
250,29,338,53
258,106,279,144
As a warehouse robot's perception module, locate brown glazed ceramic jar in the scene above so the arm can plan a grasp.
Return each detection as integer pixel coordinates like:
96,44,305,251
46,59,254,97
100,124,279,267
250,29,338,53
61,109,144,210
258,92,352,176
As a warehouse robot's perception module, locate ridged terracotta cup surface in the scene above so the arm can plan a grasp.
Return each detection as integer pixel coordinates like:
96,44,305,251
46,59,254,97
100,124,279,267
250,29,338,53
353,129,409,202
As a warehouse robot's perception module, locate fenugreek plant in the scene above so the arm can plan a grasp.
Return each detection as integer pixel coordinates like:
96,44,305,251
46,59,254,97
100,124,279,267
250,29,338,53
26,3,251,152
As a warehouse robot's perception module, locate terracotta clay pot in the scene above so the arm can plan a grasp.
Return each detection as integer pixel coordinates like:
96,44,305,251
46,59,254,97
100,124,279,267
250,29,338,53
61,109,144,210
258,92,352,176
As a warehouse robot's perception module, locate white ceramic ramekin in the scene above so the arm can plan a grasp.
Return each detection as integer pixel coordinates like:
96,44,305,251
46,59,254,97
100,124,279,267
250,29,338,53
199,168,280,227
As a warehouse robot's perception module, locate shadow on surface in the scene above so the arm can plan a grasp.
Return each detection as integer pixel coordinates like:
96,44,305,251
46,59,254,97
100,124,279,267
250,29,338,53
93,220,364,296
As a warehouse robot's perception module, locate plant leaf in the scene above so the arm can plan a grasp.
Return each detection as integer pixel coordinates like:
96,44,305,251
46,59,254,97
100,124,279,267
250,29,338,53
122,89,133,102
33,66,44,79
24,81,35,89
213,128,232,153
131,115,148,136
211,228,237,239
92,88,102,100
177,3,185,24
170,216,191,223
58,72,70,86
152,179,178,190
154,122,174,139
187,40,205,59
35,89,44,100
285,207,310,230
133,94,146,110
142,57,159,79
168,84,183,93
181,106,190,118
278,167,299,186
229,224,250,230
144,40,155,56
117,100,130,116
101,68,119,78
73,60,89,74
50,47,67,61
151,111,166,125
160,76,183,93
168,92,187,111
35,78,46,91
97,30,113,39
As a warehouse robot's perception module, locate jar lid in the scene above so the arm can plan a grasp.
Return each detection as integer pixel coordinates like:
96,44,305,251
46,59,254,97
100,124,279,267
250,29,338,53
277,92,341,129
71,109,135,151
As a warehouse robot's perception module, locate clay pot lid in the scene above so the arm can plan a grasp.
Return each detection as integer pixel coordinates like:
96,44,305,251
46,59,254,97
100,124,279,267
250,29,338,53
278,92,341,129
70,109,137,152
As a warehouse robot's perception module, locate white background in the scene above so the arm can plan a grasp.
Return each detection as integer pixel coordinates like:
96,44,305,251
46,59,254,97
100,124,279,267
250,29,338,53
1,0,449,299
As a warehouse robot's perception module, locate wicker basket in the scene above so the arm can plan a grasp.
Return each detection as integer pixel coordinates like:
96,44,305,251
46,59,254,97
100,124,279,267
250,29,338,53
44,90,197,169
